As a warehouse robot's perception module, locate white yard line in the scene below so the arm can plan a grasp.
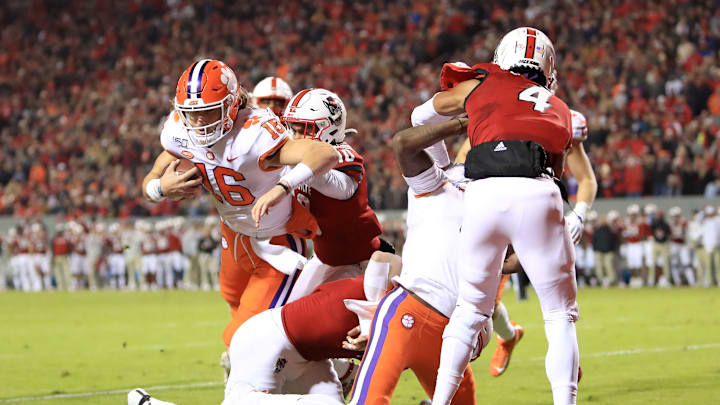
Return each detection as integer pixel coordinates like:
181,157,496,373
520,342,720,362
2,343,719,403
0,381,223,403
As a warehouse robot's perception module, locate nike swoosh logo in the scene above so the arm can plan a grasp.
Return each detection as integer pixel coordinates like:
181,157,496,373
227,156,238,162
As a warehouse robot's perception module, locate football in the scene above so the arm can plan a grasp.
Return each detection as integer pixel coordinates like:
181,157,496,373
174,158,201,180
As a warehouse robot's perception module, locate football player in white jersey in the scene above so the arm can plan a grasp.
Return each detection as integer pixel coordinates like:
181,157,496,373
142,59,338,347
253,76,293,117
349,118,512,405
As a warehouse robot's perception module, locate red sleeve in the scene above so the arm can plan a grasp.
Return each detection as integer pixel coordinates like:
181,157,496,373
333,144,364,180
440,62,491,91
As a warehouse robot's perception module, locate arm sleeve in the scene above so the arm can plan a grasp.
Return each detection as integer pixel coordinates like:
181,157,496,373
309,169,359,200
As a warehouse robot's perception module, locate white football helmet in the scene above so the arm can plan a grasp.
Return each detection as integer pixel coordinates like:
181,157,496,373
493,27,556,88
253,77,293,116
669,206,682,217
282,88,352,144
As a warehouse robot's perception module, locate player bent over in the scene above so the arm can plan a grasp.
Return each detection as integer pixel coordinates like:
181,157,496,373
424,28,579,405
142,59,339,347
129,251,401,405
350,118,525,405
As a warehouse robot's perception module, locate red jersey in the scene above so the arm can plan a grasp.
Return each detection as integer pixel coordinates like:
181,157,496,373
52,235,71,255
623,219,650,243
17,237,30,254
282,276,366,361
168,233,182,252
295,143,382,266
32,238,48,254
465,63,572,155
156,234,170,254
669,219,687,244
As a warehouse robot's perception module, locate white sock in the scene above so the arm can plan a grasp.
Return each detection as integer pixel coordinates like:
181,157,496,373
544,312,579,405
330,358,352,384
492,302,515,341
363,259,390,302
433,336,472,405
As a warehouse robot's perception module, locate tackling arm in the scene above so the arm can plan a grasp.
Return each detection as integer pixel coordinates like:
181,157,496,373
432,79,481,116
392,118,468,177
252,139,338,225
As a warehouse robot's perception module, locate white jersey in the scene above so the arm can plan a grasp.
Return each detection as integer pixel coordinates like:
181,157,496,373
396,166,463,318
161,107,294,238
570,109,588,141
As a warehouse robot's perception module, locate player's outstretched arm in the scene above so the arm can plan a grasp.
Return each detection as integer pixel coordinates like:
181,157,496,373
432,79,481,116
392,118,467,177
142,151,201,202
252,139,337,225
567,140,597,208
565,140,597,243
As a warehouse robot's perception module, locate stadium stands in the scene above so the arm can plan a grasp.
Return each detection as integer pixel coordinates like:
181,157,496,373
0,0,718,217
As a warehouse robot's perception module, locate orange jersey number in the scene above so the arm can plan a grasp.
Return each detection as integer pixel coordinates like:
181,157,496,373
261,118,285,140
195,163,256,206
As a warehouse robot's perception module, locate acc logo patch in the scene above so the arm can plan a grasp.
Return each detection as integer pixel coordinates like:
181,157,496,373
221,237,228,249
181,150,194,159
401,313,415,329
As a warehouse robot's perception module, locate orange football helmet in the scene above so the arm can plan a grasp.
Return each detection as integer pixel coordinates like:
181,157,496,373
174,59,245,147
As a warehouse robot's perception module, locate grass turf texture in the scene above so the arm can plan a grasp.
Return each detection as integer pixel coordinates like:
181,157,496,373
1,287,718,404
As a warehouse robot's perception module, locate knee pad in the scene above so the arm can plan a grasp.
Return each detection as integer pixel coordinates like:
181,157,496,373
443,301,493,360
543,305,579,323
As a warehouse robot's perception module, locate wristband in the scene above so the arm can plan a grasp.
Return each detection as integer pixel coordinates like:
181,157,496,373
573,201,589,222
280,162,314,189
424,140,452,169
276,182,291,195
146,178,165,202
410,93,453,127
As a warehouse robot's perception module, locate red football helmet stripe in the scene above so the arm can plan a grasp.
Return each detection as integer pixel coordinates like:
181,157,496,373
290,89,312,109
525,29,537,59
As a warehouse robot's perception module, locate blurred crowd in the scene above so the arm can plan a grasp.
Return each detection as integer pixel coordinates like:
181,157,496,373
0,217,223,292
2,203,719,292
1,0,720,218
573,204,720,288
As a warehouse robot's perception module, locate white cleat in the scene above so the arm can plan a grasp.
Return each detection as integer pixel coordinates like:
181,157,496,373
127,388,177,405
221,351,231,383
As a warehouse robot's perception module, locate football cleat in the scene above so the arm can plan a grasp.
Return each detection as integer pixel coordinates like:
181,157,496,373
489,322,524,377
221,350,231,383
127,388,177,405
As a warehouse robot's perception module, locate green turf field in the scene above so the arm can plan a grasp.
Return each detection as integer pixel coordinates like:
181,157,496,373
1,287,719,404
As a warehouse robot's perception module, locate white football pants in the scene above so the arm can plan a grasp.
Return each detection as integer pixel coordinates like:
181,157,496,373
435,177,579,405
223,308,344,405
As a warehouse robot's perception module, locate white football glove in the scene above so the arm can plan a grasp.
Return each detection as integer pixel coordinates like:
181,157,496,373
565,211,585,245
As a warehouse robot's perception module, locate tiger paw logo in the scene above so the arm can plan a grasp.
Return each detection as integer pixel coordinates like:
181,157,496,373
401,313,415,329
220,67,238,93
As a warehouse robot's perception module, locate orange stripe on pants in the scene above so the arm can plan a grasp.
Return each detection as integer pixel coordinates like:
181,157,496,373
349,287,476,405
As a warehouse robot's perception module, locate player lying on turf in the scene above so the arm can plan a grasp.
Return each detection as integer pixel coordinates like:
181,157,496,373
129,251,401,405
347,118,524,405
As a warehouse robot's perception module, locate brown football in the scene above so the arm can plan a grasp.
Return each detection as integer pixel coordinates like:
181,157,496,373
175,158,201,180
